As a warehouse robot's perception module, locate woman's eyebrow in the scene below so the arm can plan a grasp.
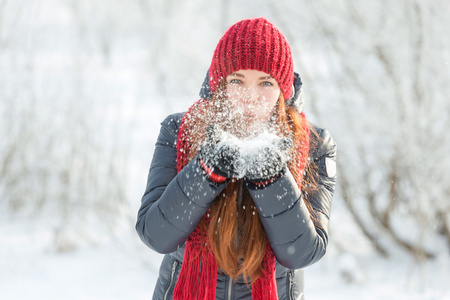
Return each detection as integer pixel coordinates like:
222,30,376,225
229,73,244,77
259,76,274,80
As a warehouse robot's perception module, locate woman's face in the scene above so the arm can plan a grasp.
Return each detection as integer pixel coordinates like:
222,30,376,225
225,69,281,134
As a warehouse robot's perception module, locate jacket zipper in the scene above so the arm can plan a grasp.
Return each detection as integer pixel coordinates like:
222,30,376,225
164,260,178,300
225,275,232,300
288,270,294,300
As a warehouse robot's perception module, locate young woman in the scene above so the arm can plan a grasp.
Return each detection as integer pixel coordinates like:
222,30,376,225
136,17,337,300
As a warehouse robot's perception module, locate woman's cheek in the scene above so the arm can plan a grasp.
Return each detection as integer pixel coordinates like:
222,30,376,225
260,93,278,118
261,105,275,123
227,97,245,113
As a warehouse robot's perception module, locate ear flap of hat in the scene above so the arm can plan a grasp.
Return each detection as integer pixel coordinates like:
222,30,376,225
199,70,213,100
285,72,305,113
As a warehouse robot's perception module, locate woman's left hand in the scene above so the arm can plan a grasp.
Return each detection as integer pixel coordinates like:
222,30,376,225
244,137,293,184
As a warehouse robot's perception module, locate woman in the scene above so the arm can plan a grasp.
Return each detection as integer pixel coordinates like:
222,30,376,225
136,17,337,300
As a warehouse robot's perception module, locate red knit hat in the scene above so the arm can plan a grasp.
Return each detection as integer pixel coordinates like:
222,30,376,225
209,17,294,99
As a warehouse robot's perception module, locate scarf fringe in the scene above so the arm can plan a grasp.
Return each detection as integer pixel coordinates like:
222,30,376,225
173,216,218,300
251,243,278,300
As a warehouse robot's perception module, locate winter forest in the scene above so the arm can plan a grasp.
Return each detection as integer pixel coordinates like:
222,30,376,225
1,0,449,299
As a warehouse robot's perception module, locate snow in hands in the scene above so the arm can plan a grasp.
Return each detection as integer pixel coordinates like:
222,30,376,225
199,124,293,181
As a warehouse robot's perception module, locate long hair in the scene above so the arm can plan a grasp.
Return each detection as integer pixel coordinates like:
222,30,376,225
181,80,319,284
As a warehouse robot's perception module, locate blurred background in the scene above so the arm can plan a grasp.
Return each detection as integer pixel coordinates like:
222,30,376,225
1,0,449,299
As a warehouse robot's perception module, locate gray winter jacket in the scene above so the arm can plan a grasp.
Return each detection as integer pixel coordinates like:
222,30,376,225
135,110,337,299
136,69,336,300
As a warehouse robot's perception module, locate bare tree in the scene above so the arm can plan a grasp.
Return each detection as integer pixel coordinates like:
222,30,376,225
0,0,134,252
270,0,450,259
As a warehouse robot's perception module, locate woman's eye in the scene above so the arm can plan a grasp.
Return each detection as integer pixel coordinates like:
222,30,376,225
261,81,273,87
229,79,242,84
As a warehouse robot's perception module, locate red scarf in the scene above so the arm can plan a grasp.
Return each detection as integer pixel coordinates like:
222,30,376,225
173,99,310,300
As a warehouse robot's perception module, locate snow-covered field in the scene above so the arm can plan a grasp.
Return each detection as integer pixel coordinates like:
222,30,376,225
2,219,449,300
1,1,450,299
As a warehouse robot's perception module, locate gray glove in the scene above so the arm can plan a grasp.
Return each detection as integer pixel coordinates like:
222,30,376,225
244,136,293,183
198,124,242,179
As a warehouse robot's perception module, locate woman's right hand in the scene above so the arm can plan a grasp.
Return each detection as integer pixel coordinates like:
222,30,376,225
198,124,241,182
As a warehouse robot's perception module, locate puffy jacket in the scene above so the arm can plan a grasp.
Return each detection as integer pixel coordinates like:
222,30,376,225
136,73,337,300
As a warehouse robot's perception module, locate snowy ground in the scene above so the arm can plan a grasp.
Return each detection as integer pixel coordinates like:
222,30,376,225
1,1,449,299
2,220,449,300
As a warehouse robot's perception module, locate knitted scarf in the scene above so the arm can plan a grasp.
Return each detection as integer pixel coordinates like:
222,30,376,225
173,99,310,300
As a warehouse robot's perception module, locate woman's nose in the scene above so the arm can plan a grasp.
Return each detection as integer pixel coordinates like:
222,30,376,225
242,86,259,103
